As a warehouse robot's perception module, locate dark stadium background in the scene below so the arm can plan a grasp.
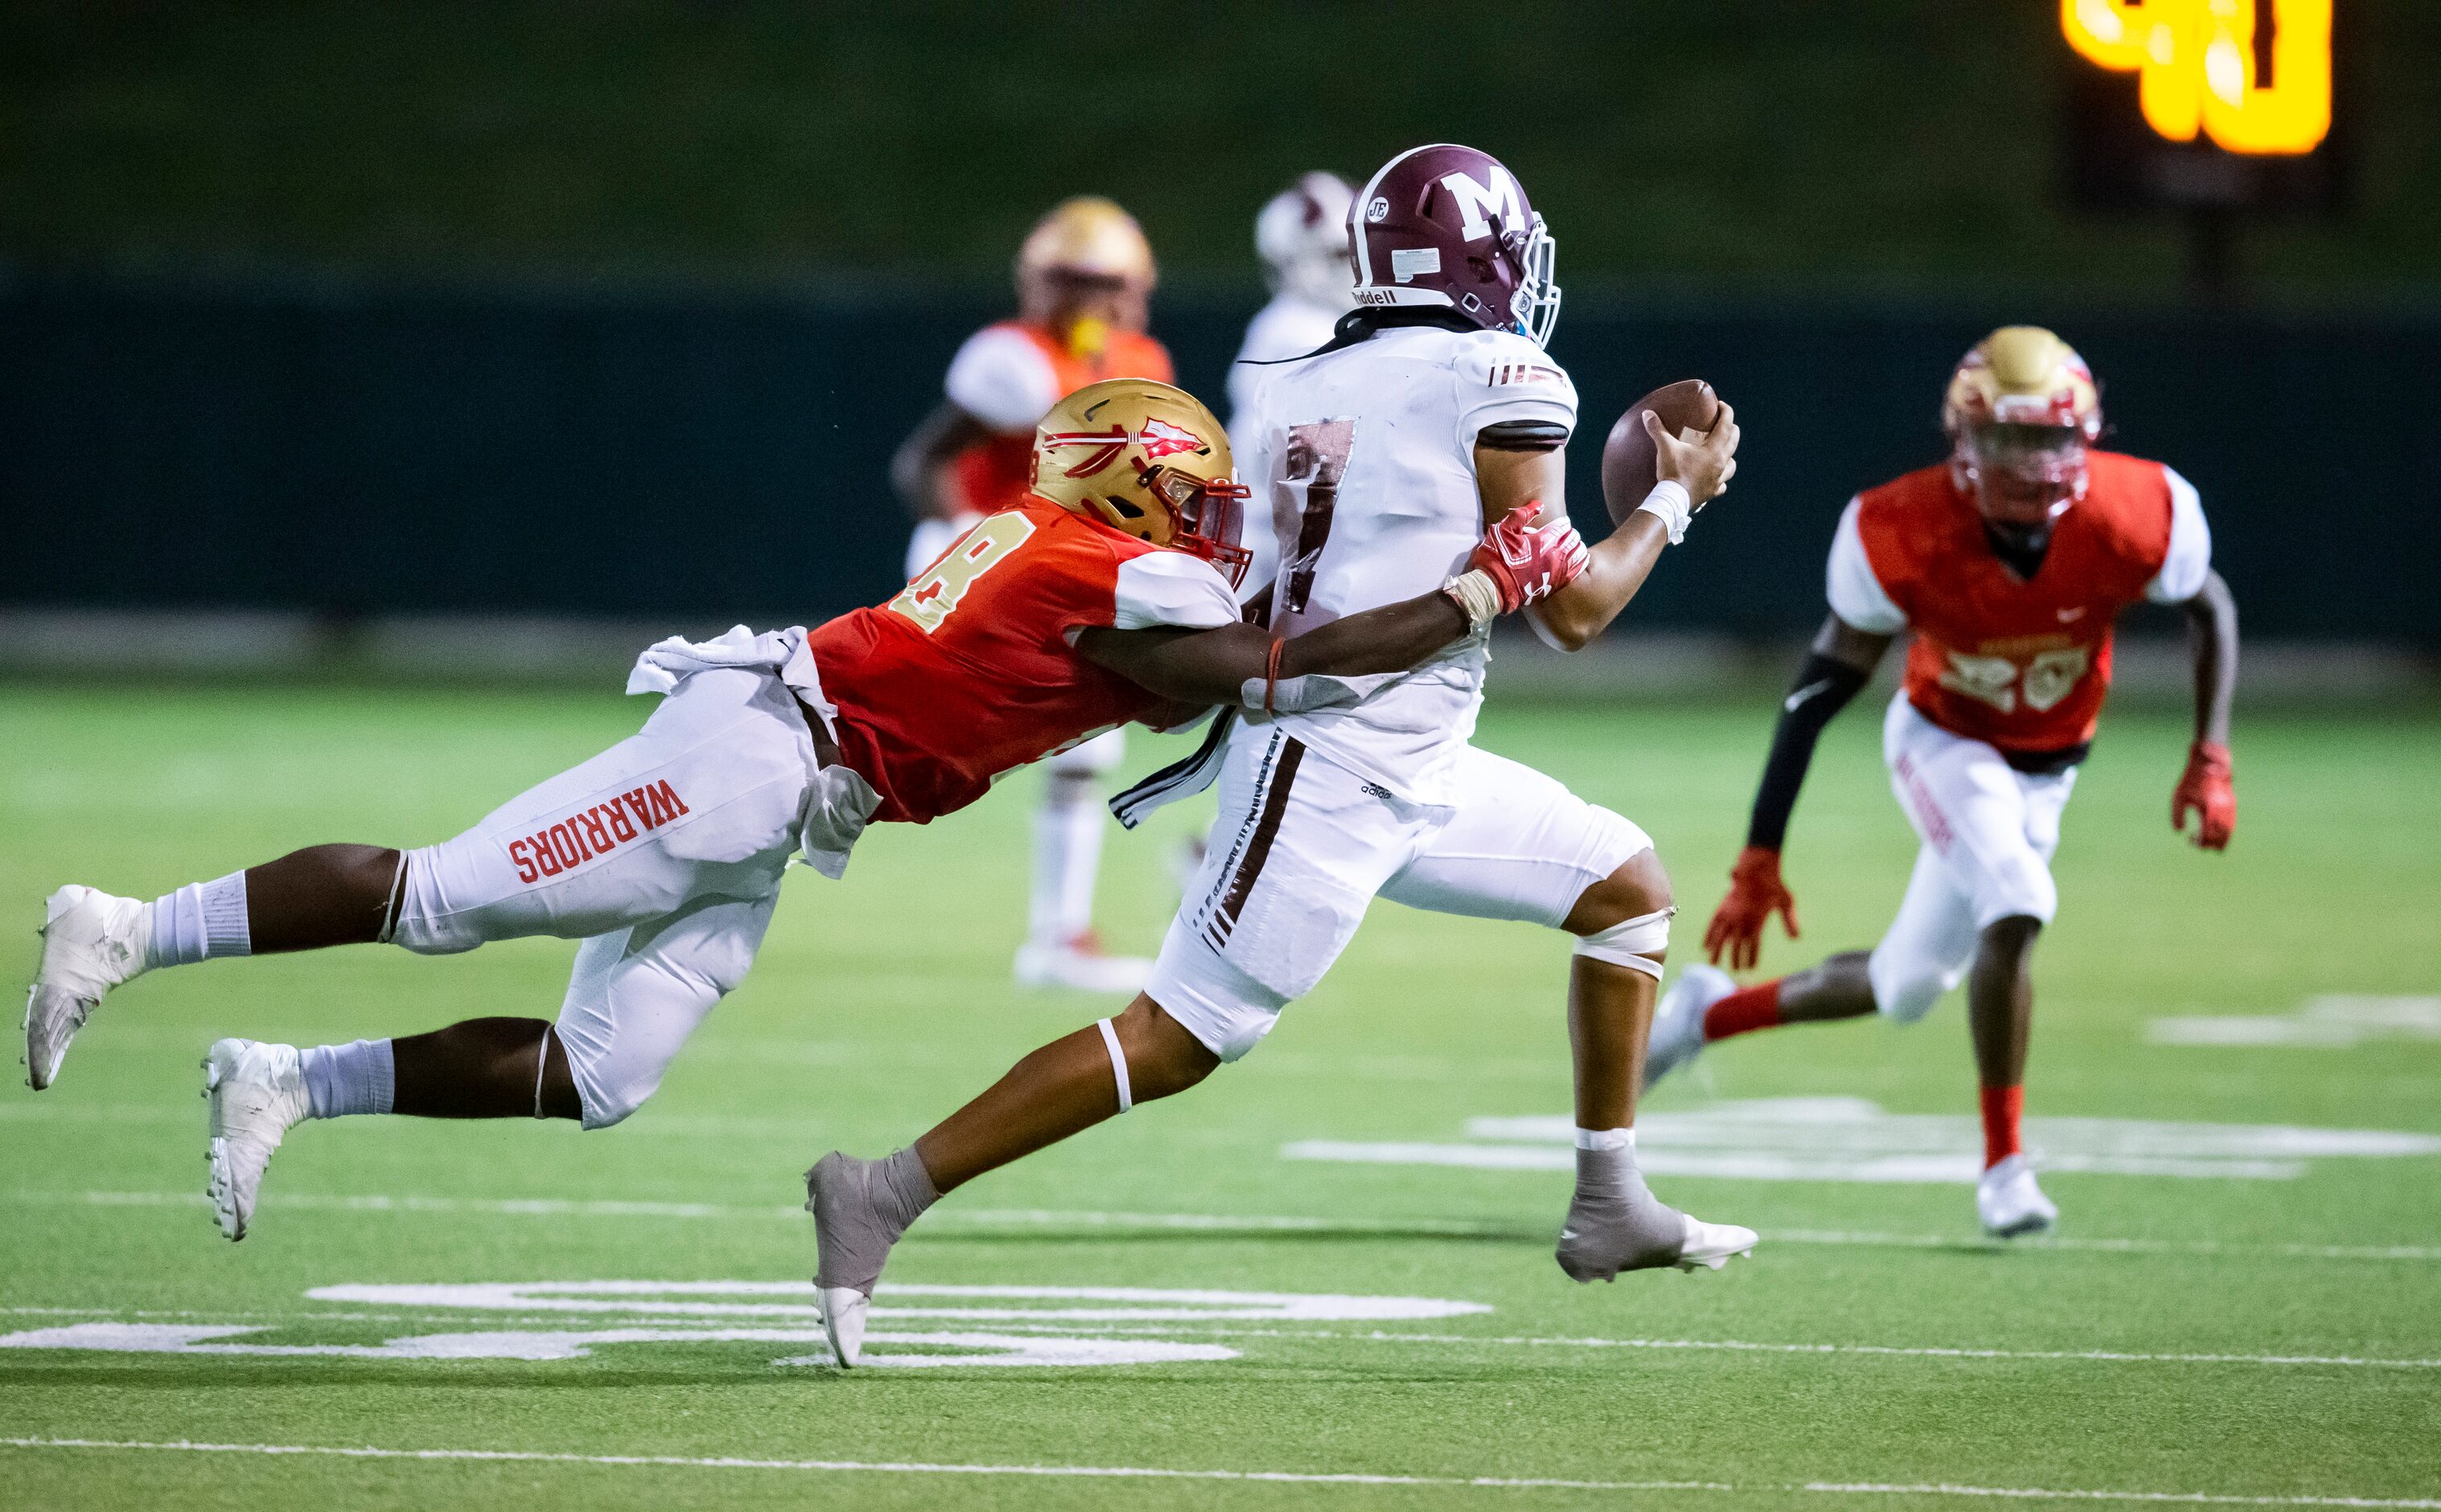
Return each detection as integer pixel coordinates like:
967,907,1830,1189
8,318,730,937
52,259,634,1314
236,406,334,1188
4,2,2436,651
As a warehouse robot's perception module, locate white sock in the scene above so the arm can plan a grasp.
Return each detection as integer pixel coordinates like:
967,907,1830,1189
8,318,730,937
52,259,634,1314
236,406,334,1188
299,1039,395,1118
144,871,251,969
1028,774,1105,948
1575,1126,1636,1151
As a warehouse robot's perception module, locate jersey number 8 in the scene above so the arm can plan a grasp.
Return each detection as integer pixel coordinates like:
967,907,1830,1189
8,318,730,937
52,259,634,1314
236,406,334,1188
889,512,1037,634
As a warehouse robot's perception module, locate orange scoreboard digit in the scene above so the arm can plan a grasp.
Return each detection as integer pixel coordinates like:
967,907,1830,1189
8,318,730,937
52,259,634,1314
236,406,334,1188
2062,1,2332,155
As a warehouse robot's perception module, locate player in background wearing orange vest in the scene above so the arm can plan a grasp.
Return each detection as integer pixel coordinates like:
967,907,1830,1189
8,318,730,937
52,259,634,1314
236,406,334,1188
1644,328,2241,1239
891,198,1177,994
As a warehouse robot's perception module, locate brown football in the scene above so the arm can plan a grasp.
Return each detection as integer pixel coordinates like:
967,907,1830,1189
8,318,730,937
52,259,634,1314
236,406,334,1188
1601,379,1722,525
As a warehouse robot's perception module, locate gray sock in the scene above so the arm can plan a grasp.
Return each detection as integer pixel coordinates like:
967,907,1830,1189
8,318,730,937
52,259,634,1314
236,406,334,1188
1555,1142,1688,1282
299,1038,395,1118
809,1146,940,1296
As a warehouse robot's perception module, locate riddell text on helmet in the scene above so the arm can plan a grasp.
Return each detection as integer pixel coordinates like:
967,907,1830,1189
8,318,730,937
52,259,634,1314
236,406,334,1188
508,780,692,883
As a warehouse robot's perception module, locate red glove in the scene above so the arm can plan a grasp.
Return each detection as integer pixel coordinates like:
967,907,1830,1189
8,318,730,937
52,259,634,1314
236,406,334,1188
1704,845,1799,972
2173,740,2235,850
1469,506,1589,613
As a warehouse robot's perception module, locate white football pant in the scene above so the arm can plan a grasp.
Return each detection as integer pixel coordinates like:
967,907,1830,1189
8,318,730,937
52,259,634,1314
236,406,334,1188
1868,696,2075,1025
391,666,874,1128
1148,725,1654,1061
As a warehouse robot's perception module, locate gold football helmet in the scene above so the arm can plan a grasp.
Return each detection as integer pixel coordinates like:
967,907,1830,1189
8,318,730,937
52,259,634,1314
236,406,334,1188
1018,196,1156,288
1030,378,1251,587
1941,326,2101,440
1942,326,2103,526
1016,197,1156,357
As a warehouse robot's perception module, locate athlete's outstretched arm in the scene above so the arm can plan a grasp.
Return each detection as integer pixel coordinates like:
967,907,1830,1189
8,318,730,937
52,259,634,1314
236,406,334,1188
2171,568,2239,849
889,401,990,521
1704,613,1894,970
1073,590,1468,708
1518,404,1742,652
1076,506,1588,707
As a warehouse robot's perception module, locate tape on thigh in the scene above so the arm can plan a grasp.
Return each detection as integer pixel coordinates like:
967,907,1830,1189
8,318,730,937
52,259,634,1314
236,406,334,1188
1572,907,1675,979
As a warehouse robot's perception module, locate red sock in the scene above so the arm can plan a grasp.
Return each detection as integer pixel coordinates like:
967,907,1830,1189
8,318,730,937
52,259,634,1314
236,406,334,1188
1702,980,1782,1042
1980,1084,2024,1168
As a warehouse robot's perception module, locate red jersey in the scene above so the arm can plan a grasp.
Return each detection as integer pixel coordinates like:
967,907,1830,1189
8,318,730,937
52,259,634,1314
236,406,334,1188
944,321,1174,518
1831,451,2208,754
808,500,1238,824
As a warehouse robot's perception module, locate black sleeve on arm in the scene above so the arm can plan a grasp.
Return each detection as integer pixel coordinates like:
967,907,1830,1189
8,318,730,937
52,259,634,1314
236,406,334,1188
1747,652,1871,851
1475,419,1570,452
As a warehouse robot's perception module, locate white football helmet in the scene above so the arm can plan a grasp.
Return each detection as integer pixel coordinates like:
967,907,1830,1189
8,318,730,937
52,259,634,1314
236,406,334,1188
1254,171,1357,312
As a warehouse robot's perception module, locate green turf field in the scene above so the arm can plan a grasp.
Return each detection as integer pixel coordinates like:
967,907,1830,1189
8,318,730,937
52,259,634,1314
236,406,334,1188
4,682,2438,1510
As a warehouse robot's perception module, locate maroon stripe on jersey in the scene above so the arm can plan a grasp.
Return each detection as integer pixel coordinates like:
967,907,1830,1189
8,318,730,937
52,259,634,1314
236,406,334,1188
1211,736,1304,945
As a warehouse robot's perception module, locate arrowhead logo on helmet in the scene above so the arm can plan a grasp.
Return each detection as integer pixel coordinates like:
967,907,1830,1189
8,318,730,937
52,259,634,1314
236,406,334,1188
1348,144,1562,349
1040,416,1210,479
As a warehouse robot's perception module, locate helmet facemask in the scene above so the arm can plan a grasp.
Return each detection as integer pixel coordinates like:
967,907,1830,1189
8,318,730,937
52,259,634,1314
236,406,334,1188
1958,422,2089,546
1505,213,1561,349
1021,270,1146,359
1140,464,1253,590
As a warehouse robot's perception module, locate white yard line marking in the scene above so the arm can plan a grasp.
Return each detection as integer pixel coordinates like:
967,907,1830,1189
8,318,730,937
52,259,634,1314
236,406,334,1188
871,1323,2441,1372
10,1189,2438,1262
5,1311,2429,1373
1768,1227,2441,1263
1,1437,2433,1506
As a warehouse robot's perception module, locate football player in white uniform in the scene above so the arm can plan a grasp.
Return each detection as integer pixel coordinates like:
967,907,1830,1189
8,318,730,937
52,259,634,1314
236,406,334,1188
889,198,1179,994
803,144,1755,1369
1227,171,1358,443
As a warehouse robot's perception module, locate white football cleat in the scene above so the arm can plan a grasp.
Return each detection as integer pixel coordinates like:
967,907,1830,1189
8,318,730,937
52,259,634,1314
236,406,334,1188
24,886,151,1090
1675,1213,1761,1272
204,1039,308,1241
817,1287,869,1369
1976,1153,2059,1240
1013,935,1150,995
1643,962,1734,1091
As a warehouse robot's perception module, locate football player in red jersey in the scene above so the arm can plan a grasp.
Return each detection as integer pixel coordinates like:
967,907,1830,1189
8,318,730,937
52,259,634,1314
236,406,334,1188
891,197,1180,994
23,378,1592,1245
1642,327,2239,1238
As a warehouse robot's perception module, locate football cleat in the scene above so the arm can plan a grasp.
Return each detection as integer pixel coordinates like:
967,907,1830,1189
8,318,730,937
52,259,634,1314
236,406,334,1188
1644,962,1735,1091
1976,1153,2059,1240
1557,1143,1759,1283
1674,1214,1762,1272
23,886,151,1090
805,1151,911,1369
1559,1201,1758,1283
1013,934,1150,996
204,1039,308,1241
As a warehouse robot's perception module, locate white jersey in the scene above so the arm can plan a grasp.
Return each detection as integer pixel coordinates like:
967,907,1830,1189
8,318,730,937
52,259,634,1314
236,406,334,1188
1226,294,1345,602
1228,295,1344,437
1233,323,1577,805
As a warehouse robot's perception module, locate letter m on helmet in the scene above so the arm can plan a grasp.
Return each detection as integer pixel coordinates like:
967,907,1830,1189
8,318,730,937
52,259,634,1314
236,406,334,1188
1439,166,1522,243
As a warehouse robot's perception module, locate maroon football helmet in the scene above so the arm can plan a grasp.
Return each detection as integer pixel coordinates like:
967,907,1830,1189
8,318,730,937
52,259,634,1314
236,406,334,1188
1348,144,1561,348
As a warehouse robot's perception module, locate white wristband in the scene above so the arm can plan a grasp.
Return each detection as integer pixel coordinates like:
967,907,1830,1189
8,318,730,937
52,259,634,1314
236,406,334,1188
1442,569,1501,631
1632,480,1695,545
